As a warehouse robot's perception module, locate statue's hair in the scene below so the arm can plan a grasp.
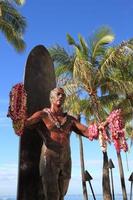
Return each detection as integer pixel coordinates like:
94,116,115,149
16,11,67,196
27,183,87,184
49,87,66,103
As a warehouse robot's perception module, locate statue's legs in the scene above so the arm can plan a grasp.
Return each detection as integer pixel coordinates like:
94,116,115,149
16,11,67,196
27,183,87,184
40,155,71,200
58,176,70,200
41,176,70,200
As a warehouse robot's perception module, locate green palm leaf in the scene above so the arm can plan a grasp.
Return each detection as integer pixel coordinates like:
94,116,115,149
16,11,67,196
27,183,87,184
78,34,88,59
73,57,93,91
55,65,71,77
101,40,133,75
0,1,26,51
14,0,25,5
89,27,114,61
49,45,75,69
66,33,80,49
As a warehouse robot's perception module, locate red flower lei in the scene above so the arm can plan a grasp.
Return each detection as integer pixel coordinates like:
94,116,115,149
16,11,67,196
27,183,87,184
7,83,27,136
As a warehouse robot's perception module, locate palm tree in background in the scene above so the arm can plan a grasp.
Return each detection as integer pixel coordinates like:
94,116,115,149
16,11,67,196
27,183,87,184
67,32,133,200
102,49,133,200
49,27,133,200
0,0,26,52
66,28,115,200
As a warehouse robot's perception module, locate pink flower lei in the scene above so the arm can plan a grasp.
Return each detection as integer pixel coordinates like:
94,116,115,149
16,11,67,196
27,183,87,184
87,109,128,153
107,109,128,153
7,83,27,136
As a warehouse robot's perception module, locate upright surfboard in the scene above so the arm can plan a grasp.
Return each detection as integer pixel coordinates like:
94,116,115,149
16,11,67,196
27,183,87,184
17,45,56,200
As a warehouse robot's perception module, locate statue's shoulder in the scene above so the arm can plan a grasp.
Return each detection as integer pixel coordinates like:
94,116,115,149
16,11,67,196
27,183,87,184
43,108,50,112
66,113,77,122
42,108,50,117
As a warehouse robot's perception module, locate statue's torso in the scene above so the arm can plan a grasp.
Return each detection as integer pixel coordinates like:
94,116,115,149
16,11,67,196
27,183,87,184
39,108,75,161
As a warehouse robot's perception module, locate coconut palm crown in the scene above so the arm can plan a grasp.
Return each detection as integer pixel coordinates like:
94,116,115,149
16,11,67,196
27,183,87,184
0,0,26,51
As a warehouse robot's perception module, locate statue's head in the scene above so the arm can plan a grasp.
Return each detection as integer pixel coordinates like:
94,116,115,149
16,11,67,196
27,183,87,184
50,87,66,105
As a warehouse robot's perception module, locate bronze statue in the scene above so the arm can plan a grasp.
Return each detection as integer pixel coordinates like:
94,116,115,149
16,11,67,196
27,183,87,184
25,87,99,200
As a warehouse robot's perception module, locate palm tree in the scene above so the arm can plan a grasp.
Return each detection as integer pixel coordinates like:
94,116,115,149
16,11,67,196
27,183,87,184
104,95,132,200
0,0,26,52
101,53,133,200
67,28,114,200
49,27,133,199
68,35,133,200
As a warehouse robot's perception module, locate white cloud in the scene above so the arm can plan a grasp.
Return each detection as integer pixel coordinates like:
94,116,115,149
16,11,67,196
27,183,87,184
0,158,132,196
0,164,18,196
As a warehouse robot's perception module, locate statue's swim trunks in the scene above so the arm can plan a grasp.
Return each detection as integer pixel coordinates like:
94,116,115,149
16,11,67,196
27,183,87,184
39,144,71,200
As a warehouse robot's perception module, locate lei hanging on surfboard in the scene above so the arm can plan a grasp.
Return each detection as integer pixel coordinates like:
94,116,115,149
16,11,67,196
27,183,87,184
7,83,27,136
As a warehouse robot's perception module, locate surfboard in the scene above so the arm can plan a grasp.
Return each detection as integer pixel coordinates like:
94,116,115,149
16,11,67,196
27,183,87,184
17,45,56,200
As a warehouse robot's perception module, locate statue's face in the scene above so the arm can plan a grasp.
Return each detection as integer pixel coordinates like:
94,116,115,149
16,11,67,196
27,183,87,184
50,88,66,106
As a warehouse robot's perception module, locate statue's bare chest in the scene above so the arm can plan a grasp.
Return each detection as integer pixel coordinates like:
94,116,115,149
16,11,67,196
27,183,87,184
42,108,73,133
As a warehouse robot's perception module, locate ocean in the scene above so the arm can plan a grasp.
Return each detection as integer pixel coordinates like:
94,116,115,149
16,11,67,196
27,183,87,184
65,194,129,199
0,194,129,200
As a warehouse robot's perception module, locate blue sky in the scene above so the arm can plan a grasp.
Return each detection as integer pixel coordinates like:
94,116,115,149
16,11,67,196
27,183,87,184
0,0,133,197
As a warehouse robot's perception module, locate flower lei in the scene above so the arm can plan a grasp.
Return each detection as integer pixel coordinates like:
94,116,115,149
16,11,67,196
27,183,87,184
7,83,27,136
87,124,99,140
107,109,128,153
87,109,128,153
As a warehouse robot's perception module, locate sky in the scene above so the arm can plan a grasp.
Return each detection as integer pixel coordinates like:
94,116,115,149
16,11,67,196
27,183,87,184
0,0,133,197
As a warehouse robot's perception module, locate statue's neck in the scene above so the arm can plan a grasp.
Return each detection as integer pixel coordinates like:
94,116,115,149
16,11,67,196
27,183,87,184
50,104,63,116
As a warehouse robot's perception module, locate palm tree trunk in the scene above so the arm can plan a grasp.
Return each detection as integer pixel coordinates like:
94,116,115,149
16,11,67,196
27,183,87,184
79,135,88,200
77,115,88,200
110,169,115,200
91,94,112,200
117,152,127,200
102,152,112,200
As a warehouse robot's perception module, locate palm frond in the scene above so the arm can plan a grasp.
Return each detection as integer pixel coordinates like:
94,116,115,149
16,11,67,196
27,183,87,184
66,33,80,49
0,1,26,33
49,45,74,68
125,123,133,138
125,122,133,148
0,1,26,51
100,48,120,74
63,81,78,93
89,27,114,62
14,0,25,5
123,112,133,123
0,18,25,51
63,83,81,115
73,57,94,92
79,99,94,119
101,40,133,75
78,34,88,59
106,66,133,95
55,65,71,78
99,94,119,107
64,94,81,115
